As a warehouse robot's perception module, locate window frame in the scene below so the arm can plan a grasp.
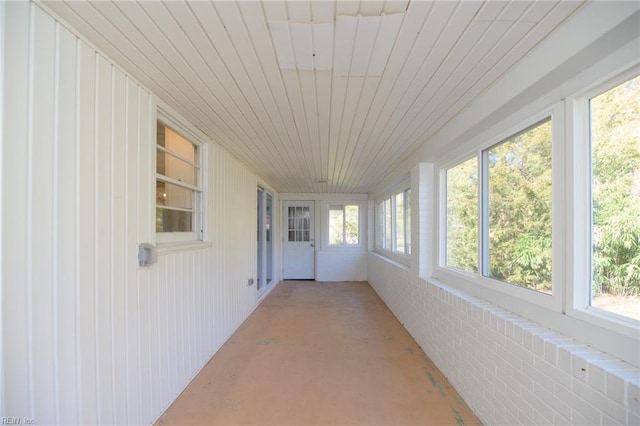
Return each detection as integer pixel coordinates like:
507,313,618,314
435,65,640,348
327,203,361,246
436,104,564,312
375,186,412,264
566,64,640,338
155,104,208,245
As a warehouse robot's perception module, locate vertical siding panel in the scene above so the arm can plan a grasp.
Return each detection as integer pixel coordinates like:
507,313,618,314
148,263,160,418
174,253,181,398
55,22,79,425
195,252,201,369
3,1,31,416
195,251,201,364
76,40,98,425
173,254,182,391
182,253,190,386
164,257,172,409
5,4,268,424
0,1,4,416
158,258,169,409
125,78,140,426
136,84,152,426
95,55,114,425
30,6,57,421
187,253,193,376
198,250,205,363
176,253,185,390
182,254,190,378
205,248,211,355
188,253,195,376
111,67,128,425
137,267,151,424
166,255,177,402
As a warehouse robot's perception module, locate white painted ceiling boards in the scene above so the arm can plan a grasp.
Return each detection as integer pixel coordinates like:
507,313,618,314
42,0,584,193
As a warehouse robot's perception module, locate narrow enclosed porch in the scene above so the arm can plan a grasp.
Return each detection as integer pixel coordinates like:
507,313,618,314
157,281,480,425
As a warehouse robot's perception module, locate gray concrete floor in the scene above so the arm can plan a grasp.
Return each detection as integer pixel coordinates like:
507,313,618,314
156,281,481,425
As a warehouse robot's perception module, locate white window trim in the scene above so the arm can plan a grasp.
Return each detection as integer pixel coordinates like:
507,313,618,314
155,101,209,246
432,66,640,362
436,103,563,312
374,185,412,265
566,63,640,340
326,202,363,248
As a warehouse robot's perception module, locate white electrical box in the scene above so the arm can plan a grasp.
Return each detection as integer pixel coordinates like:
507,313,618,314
138,243,157,267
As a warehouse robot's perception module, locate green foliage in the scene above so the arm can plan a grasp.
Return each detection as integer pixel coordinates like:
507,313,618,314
330,205,359,245
446,122,553,293
488,120,553,293
447,157,479,273
345,205,359,244
591,75,640,297
445,73,639,298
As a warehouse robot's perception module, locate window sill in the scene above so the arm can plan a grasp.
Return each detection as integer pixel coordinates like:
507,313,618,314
430,270,639,367
156,240,211,256
326,244,363,250
370,251,410,271
372,249,411,268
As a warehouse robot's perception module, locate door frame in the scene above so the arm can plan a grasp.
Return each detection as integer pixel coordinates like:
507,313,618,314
257,187,274,295
282,200,316,279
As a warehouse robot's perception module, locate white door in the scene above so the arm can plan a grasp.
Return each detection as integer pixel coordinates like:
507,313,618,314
283,201,315,279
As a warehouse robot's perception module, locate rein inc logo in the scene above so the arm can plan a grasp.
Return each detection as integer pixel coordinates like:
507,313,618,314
1,418,35,425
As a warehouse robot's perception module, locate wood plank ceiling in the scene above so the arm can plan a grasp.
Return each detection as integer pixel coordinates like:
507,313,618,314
42,0,584,193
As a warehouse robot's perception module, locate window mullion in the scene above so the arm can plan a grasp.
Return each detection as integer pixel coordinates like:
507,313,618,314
342,205,347,244
157,145,200,169
157,173,201,192
404,190,410,254
391,196,396,252
480,151,489,277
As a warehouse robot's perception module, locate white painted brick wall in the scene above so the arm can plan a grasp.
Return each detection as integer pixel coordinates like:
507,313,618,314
368,253,640,425
316,249,367,281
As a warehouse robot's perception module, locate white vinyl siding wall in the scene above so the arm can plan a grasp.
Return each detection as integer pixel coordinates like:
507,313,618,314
2,3,260,424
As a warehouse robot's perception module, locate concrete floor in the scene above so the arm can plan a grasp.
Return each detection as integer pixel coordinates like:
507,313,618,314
156,281,482,426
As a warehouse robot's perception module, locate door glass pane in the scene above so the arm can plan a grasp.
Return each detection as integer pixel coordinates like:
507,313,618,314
288,205,311,242
590,75,640,320
288,207,295,241
257,189,264,291
266,194,273,284
296,207,303,236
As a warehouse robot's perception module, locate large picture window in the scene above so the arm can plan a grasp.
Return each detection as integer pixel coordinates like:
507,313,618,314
444,118,553,294
446,158,478,272
156,120,203,242
485,119,552,293
589,74,640,321
437,67,640,355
